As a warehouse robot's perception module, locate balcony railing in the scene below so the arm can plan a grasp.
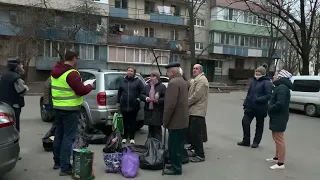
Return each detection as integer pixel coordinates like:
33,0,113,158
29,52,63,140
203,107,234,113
149,13,184,25
109,7,129,18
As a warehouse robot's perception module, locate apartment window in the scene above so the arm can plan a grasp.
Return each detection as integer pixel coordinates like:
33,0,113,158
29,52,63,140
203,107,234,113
80,44,94,60
243,11,249,23
194,19,205,27
250,36,257,47
215,61,223,68
229,34,235,45
257,37,262,48
169,54,179,63
145,0,155,14
144,27,154,37
115,0,127,9
223,9,228,20
220,32,225,44
244,36,249,46
225,34,229,44
235,35,240,45
171,5,180,16
9,11,18,24
213,32,221,43
240,36,245,46
235,59,244,69
171,30,179,41
195,42,204,50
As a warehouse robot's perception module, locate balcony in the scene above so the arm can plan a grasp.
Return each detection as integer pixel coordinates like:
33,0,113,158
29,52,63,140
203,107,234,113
35,57,107,70
209,44,281,58
109,7,129,18
149,13,184,25
0,23,21,36
108,34,189,51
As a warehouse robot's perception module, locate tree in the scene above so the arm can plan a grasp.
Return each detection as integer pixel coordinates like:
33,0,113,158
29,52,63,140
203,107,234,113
233,0,320,75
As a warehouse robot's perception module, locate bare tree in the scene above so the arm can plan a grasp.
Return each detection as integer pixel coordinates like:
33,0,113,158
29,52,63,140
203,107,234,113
232,0,320,75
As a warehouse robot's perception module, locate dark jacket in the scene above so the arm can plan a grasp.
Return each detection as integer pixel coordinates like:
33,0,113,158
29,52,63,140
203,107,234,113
0,70,25,108
51,61,92,96
140,82,166,126
163,73,189,129
243,76,273,117
268,78,292,132
43,77,52,105
117,76,144,112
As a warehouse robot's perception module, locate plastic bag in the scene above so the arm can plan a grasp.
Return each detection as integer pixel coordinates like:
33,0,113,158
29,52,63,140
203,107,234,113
103,152,123,173
72,148,95,180
103,130,122,153
87,130,107,144
121,147,139,178
122,145,146,157
42,125,56,152
112,112,124,135
139,138,164,170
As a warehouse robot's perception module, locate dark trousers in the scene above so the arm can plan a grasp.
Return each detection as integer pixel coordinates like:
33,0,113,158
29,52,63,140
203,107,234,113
122,110,138,140
242,114,265,144
13,108,21,132
189,115,205,158
53,109,79,172
168,129,184,173
147,125,162,141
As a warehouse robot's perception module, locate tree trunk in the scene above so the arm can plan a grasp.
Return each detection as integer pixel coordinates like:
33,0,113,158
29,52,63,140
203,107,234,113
301,51,310,75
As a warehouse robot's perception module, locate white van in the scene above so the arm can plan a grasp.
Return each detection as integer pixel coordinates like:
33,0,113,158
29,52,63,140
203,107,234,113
290,76,320,116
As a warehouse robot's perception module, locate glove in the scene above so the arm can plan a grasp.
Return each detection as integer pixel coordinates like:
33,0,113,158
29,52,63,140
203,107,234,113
44,105,52,111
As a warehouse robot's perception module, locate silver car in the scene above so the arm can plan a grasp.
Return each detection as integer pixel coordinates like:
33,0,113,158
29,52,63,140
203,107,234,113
0,102,20,176
40,69,146,131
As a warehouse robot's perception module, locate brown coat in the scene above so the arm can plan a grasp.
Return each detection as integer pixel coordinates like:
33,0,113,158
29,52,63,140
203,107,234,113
163,73,189,129
188,73,209,117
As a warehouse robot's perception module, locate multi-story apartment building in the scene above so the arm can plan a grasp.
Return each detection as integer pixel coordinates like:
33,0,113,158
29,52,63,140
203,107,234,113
0,0,109,81
208,0,282,82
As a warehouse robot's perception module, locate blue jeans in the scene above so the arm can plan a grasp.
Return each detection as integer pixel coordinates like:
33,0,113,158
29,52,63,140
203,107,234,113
53,109,79,172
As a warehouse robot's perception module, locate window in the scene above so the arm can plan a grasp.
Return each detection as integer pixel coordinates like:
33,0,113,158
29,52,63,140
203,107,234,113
79,44,94,60
9,11,18,24
214,32,221,43
169,54,179,63
243,12,248,23
235,35,240,45
223,9,228,20
228,9,233,20
115,0,127,9
171,5,180,16
215,61,223,68
195,42,204,50
235,59,244,69
79,72,96,89
144,27,154,37
145,0,155,14
221,32,225,44
240,36,245,46
194,19,205,27
229,34,235,45
292,80,320,92
171,30,179,41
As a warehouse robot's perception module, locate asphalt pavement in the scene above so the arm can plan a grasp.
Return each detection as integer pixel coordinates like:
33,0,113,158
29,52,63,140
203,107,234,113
2,92,320,180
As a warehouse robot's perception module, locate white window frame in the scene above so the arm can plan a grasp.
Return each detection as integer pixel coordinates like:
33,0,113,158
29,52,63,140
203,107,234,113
194,18,205,27
195,42,204,50
171,30,179,40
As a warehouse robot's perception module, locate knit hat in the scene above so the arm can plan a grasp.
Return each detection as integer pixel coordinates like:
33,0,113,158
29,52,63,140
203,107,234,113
278,69,292,79
255,66,266,75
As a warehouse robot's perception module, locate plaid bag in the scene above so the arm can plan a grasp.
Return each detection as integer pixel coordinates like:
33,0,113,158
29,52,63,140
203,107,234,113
112,112,124,134
103,152,123,173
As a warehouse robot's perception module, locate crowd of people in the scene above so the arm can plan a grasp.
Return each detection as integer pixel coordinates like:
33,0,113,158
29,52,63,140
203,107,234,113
0,49,293,176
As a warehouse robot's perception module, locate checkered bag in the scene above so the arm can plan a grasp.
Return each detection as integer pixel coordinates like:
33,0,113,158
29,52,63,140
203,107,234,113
103,152,123,173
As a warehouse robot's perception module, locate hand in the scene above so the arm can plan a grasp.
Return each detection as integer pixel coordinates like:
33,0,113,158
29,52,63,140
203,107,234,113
146,97,151,102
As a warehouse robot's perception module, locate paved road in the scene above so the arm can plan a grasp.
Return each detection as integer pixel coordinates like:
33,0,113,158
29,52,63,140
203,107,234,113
2,92,320,180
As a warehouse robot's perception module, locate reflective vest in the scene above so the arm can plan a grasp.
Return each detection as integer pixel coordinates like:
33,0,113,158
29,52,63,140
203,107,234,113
51,69,83,110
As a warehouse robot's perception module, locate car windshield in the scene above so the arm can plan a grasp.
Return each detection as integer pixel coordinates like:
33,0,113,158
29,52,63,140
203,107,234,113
104,73,145,90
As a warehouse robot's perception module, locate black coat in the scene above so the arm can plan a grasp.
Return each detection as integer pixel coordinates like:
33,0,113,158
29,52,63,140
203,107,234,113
117,76,144,112
243,76,273,117
140,82,166,126
268,77,292,132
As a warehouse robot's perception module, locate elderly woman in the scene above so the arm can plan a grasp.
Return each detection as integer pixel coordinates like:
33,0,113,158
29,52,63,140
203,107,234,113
140,72,166,141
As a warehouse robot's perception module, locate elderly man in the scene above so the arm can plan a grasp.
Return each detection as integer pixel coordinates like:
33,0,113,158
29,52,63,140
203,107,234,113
163,62,189,175
187,64,209,163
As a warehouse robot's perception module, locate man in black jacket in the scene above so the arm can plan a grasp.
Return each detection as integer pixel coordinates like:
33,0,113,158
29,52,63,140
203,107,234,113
0,58,28,132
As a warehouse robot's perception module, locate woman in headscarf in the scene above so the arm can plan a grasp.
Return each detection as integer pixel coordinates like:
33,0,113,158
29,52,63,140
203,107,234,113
267,69,293,170
140,72,167,141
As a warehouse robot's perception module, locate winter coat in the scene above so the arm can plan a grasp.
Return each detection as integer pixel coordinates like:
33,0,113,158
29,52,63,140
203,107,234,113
140,82,166,126
188,73,209,117
268,77,292,132
243,76,273,117
43,77,52,105
163,73,189,130
117,76,145,112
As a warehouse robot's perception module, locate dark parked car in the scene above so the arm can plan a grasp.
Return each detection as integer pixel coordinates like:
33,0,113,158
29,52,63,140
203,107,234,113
0,101,20,176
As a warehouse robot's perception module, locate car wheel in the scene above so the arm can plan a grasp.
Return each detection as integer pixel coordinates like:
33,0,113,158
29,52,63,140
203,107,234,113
304,104,318,117
80,108,95,133
40,98,51,122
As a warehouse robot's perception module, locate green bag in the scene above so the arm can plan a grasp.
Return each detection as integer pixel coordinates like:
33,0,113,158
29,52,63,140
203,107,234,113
112,112,124,134
72,148,95,180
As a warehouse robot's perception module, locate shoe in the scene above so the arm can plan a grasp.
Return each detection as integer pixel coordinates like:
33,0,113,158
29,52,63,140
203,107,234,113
266,158,278,163
270,164,285,170
53,163,61,170
237,141,250,147
251,143,259,148
163,168,182,175
130,139,135,144
187,149,196,157
59,170,72,176
165,164,172,169
190,156,205,163
122,139,127,144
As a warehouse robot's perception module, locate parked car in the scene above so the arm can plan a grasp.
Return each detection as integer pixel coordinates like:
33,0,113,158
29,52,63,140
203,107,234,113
0,101,20,176
145,76,169,87
290,76,320,116
40,69,146,131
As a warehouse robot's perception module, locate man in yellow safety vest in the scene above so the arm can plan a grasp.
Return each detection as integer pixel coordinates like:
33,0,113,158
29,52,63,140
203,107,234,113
50,49,93,176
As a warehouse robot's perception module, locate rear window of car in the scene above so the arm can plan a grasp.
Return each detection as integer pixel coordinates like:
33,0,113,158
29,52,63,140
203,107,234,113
104,73,145,90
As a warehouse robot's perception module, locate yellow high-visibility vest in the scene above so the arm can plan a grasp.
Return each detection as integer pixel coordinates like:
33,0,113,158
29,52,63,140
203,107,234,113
51,69,83,110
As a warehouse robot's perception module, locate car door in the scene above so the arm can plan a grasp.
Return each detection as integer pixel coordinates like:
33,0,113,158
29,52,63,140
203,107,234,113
79,71,97,109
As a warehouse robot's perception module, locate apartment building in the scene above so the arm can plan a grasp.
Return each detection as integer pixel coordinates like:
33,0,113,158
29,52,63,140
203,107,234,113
208,0,282,82
0,0,109,81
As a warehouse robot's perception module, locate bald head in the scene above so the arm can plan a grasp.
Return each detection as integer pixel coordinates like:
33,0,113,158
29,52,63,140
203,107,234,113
193,64,203,77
